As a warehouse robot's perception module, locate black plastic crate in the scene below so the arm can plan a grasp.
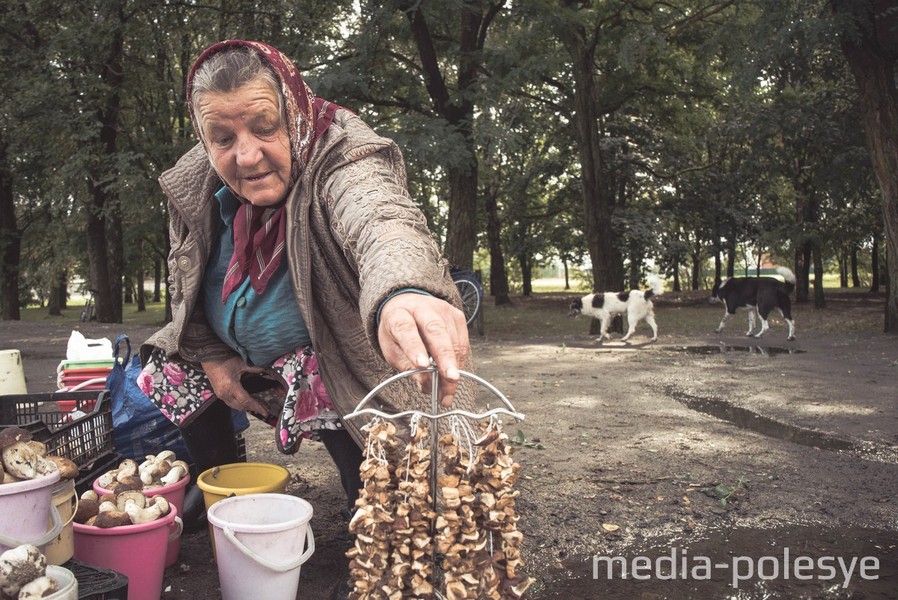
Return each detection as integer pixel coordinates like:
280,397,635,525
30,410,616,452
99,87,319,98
62,558,128,600
73,450,124,497
0,390,114,469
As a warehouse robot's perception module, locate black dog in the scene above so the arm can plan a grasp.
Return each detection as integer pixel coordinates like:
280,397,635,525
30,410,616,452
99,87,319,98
709,266,796,341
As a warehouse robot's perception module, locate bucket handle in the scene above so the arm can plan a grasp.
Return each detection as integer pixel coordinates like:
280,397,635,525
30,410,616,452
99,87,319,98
60,493,79,530
0,503,62,548
222,524,315,573
168,516,183,544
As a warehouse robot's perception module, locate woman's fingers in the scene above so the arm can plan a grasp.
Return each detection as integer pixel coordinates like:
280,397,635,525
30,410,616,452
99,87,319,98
377,293,469,406
201,357,269,414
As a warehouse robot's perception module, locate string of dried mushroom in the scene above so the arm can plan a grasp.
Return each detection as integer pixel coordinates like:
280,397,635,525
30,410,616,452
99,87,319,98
347,415,532,599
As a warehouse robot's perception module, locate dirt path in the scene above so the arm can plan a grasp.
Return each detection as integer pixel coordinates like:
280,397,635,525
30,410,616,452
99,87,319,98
2,317,897,599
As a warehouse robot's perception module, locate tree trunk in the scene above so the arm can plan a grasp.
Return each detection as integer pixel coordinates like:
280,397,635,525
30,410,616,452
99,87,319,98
672,259,681,292
137,240,146,313
813,244,826,308
85,28,126,323
124,273,134,304
563,18,623,294
835,0,898,331
691,252,701,290
725,236,736,278
48,277,62,317
0,139,21,321
839,251,848,288
444,164,478,270
57,270,68,310
871,232,880,292
399,0,498,270
153,257,162,302
519,254,532,297
563,259,570,290
850,246,861,287
484,186,511,306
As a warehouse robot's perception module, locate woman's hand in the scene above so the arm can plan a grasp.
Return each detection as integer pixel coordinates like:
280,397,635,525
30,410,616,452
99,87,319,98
377,293,470,407
201,355,270,416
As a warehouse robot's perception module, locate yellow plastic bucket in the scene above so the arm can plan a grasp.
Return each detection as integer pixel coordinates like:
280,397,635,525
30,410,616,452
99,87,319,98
196,463,290,549
45,479,77,565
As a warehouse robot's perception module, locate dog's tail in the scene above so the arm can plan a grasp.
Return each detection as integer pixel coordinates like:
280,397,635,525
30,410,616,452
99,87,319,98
644,275,665,300
775,266,796,294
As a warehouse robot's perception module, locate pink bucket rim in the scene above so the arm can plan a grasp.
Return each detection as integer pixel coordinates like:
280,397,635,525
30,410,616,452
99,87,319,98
93,472,191,497
73,504,178,536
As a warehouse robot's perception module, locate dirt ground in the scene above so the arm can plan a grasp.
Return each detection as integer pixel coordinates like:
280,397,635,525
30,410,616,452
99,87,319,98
2,292,897,599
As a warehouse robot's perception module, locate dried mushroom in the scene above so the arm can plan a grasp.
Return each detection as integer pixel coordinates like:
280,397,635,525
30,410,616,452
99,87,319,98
347,415,532,599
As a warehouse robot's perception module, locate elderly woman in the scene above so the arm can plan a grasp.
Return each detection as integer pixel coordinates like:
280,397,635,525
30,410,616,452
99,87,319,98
138,40,473,519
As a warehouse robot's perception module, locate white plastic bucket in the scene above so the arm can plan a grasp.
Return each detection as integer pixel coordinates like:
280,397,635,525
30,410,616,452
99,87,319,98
44,565,79,600
0,470,62,554
0,349,27,394
206,493,315,600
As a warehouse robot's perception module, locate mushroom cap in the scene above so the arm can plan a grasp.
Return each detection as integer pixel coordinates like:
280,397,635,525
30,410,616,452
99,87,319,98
0,426,32,449
45,455,79,479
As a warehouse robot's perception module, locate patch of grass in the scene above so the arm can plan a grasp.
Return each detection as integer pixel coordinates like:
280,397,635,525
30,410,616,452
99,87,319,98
477,285,885,340
19,302,169,327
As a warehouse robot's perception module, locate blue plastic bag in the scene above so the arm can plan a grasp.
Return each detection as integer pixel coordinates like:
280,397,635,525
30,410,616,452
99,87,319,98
106,334,250,463
106,334,192,461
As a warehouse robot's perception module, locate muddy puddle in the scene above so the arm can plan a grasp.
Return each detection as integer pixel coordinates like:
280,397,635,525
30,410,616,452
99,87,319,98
664,387,898,465
533,524,898,599
663,344,806,356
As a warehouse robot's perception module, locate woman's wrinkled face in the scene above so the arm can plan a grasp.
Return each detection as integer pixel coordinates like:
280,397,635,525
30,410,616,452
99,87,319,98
197,78,291,207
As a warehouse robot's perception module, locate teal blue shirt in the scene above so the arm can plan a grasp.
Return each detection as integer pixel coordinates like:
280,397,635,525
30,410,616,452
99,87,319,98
203,187,311,366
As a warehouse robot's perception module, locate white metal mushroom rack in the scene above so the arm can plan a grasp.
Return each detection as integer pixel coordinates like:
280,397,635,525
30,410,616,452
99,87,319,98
344,364,529,599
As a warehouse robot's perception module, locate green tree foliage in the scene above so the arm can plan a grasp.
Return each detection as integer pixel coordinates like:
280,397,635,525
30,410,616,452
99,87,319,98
1,0,893,331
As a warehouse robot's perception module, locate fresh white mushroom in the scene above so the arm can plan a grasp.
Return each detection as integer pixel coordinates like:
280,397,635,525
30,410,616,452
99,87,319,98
1,442,57,480
139,463,162,486
171,460,191,474
96,469,118,489
114,459,138,483
125,496,170,524
137,455,156,472
0,544,46,599
160,464,186,486
155,450,177,463
98,500,118,513
17,575,59,599
115,490,146,512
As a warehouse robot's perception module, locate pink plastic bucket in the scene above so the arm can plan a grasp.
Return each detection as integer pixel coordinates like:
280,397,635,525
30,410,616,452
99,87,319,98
0,470,63,554
207,493,314,600
73,505,181,600
94,473,190,567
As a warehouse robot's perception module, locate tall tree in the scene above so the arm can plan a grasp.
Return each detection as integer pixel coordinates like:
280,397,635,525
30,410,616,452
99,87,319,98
833,0,898,331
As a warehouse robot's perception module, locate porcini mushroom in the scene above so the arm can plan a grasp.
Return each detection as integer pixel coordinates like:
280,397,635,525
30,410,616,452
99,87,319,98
1,441,57,480
125,496,170,524
0,544,46,599
114,459,138,483
159,464,186,486
17,575,59,599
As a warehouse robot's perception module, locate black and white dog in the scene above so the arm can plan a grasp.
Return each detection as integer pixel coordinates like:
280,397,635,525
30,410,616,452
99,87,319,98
709,266,796,341
568,277,664,342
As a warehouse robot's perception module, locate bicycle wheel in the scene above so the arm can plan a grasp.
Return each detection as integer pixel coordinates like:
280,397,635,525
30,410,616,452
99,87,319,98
454,277,482,325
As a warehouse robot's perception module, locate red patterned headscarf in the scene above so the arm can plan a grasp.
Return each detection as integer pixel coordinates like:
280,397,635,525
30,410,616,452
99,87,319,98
186,40,338,301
